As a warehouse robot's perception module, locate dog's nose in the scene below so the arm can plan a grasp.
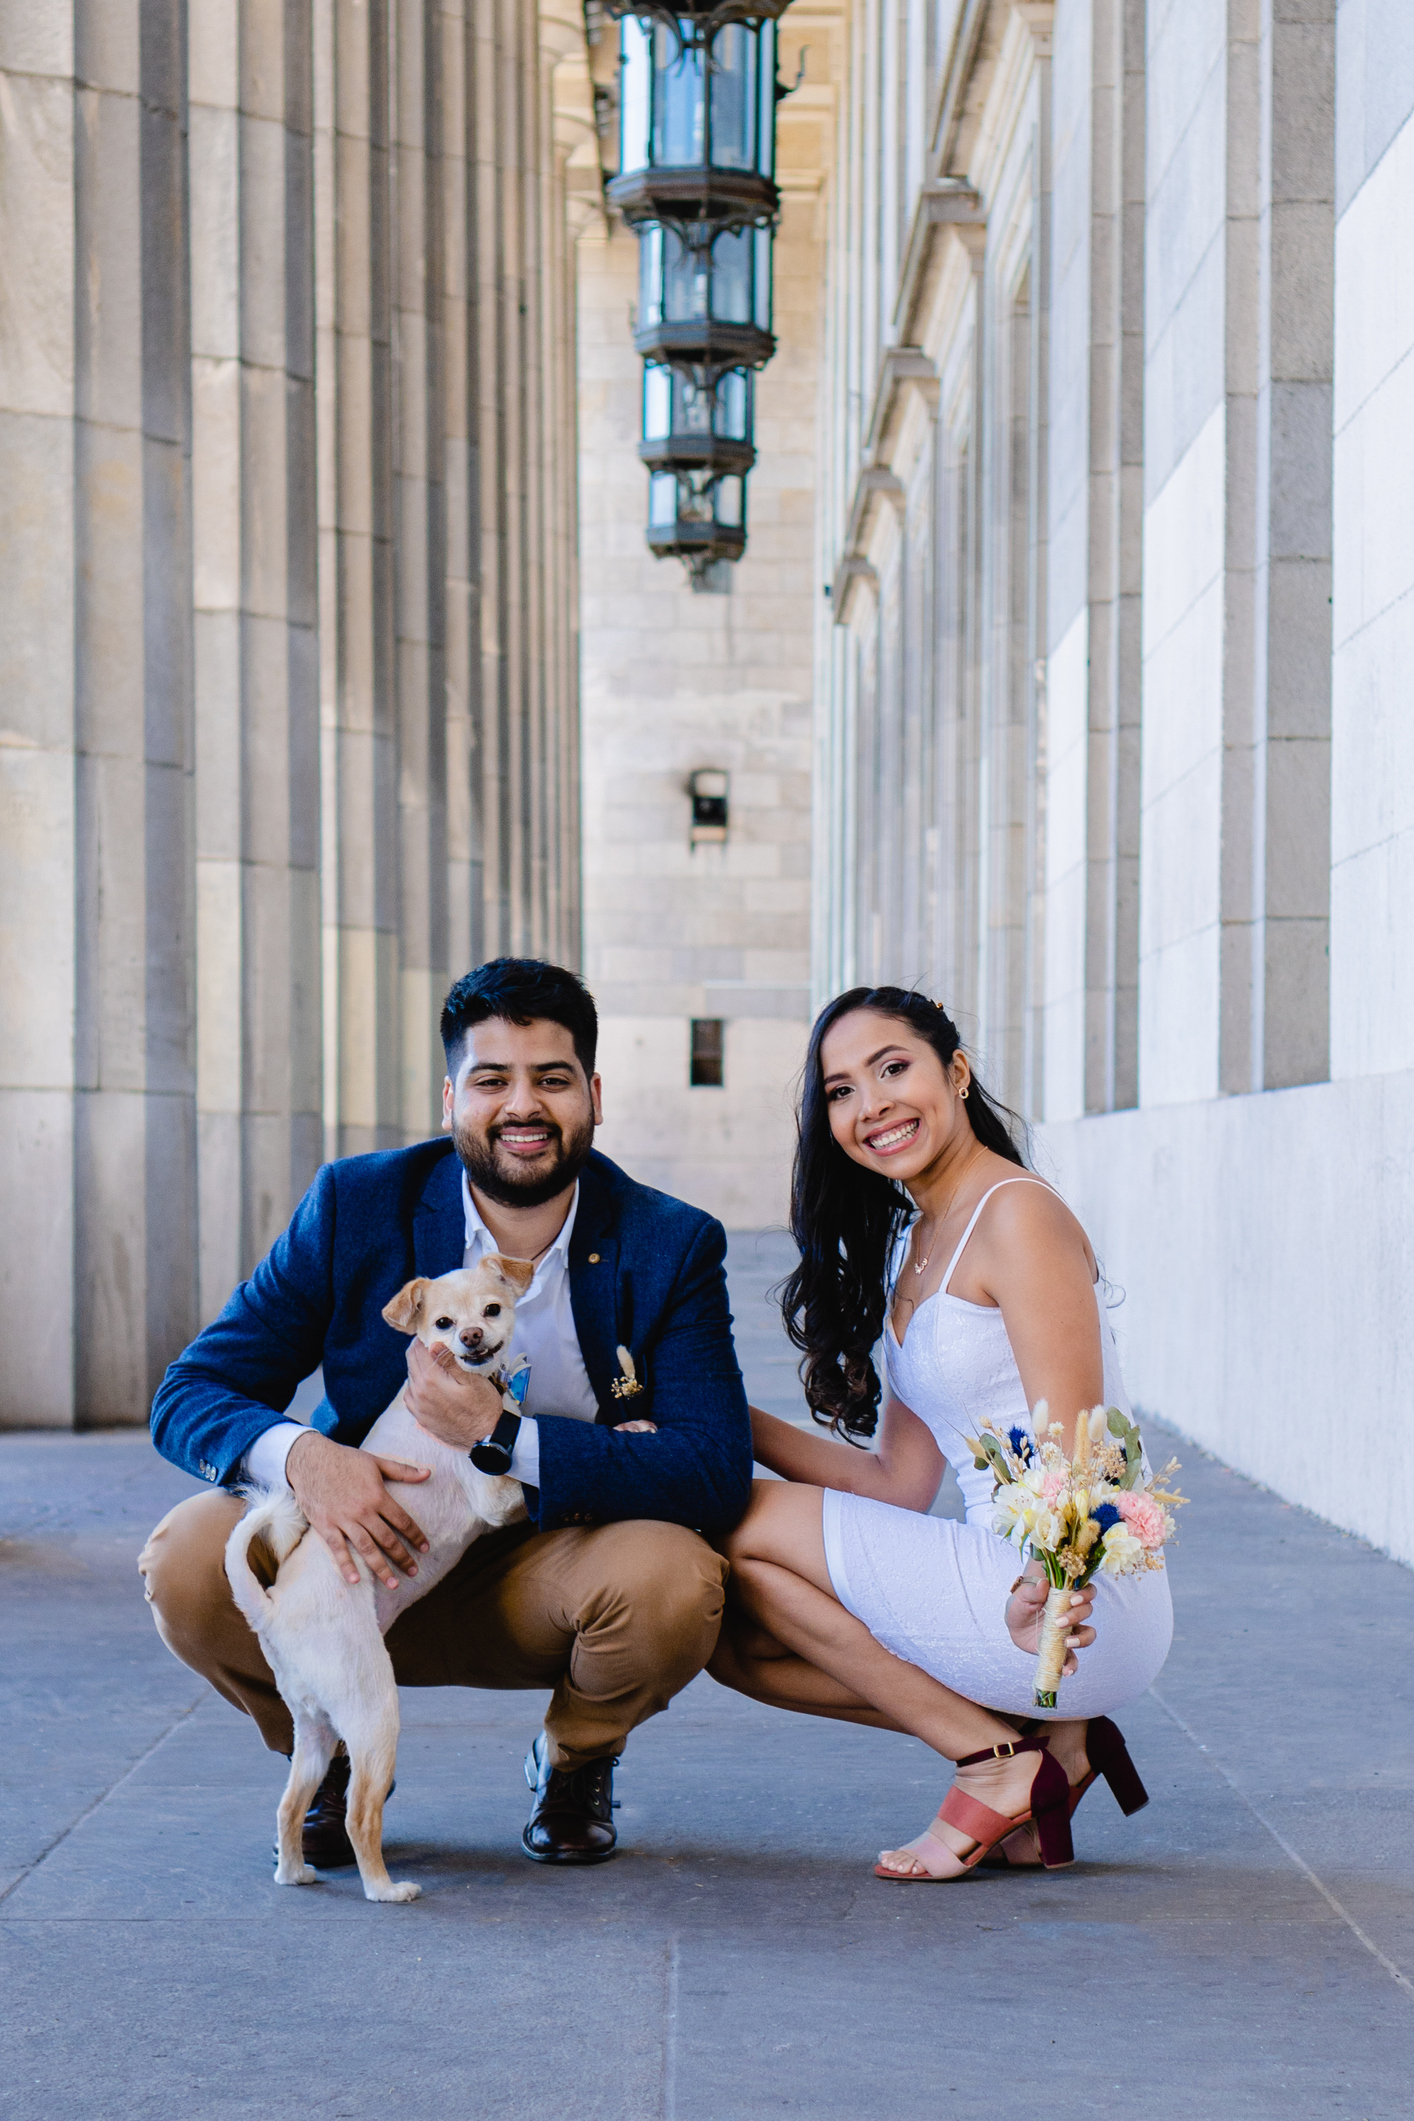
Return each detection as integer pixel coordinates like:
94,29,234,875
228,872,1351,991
460,1327,483,1348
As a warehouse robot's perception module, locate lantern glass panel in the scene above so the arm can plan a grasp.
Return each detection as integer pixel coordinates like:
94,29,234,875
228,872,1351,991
708,25,759,171
711,226,751,322
648,472,678,527
752,225,773,330
620,17,651,172
756,25,777,180
662,228,709,321
715,476,745,528
716,368,749,438
643,363,673,441
638,225,663,326
651,26,705,166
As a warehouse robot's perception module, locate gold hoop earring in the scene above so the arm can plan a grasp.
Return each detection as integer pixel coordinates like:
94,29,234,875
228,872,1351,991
959,1085,969,1101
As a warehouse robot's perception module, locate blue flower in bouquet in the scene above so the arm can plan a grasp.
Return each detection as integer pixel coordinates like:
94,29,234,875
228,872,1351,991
1006,1425,1034,1464
1089,1501,1121,1534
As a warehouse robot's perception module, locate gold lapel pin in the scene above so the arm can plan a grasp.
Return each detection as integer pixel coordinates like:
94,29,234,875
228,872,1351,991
610,1344,644,1401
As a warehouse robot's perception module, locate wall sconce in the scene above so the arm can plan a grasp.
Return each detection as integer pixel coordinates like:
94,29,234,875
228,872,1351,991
688,767,729,843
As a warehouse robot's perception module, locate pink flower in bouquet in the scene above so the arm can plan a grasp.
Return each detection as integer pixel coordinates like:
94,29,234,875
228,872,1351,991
1041,1467,1067,1504
1116,1490,1167,1549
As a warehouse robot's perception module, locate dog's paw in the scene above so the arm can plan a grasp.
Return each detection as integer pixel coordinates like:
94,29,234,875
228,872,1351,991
274,1863,319,1887
367,1879,421,1903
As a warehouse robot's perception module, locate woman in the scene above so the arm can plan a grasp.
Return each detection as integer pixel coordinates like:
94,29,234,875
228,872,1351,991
710,987,1173,1880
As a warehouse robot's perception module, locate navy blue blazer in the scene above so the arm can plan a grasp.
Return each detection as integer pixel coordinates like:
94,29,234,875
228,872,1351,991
150,1143,754,1536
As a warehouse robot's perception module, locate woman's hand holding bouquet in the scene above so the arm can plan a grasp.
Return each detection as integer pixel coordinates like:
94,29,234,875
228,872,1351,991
969,1405,1187,1708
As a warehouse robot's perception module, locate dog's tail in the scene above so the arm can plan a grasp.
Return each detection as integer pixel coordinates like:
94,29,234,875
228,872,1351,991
223,1486,309,1634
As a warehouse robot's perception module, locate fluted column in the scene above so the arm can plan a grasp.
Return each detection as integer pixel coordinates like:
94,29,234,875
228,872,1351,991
316,0,400,1156
0,4,198,1424
391,0,449,1136
189,0,322,1314
439,0,482,985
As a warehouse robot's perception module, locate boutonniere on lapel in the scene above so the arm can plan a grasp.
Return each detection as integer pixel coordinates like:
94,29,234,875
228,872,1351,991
610,1344,644,1402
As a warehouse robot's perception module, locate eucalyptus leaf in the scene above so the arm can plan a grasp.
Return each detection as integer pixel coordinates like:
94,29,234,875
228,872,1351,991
979,1434,1011,1481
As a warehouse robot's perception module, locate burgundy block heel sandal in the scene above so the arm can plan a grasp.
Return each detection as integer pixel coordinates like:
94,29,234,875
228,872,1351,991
874,1735,1075,1881
981,1716,1149,1868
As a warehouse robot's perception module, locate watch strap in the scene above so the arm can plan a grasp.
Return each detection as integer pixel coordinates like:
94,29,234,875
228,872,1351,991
470,1408,521,1472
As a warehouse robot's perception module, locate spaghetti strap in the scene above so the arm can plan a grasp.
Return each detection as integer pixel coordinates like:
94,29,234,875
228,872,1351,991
941,1177,1055,1295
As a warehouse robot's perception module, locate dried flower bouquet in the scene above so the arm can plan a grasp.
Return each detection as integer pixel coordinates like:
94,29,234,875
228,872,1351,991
968,1405,1187,1708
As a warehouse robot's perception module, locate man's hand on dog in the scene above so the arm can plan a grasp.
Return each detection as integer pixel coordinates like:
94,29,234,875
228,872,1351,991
403,1339,506,1450
286,1430,432,1590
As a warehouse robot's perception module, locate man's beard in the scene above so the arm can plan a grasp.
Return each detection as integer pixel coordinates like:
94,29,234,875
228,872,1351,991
452,1110,596,1210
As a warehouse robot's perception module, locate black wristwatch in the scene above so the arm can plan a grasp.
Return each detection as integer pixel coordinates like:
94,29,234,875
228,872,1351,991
469,1409,522,1474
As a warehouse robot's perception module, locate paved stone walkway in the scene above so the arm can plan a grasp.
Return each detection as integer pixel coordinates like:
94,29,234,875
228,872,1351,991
3,1235,1411,2118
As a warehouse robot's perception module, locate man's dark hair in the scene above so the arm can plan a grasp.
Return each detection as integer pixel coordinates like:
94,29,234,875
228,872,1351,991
440,959,599,1079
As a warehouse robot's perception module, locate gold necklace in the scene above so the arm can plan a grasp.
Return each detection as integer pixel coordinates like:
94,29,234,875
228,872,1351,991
910,1154,978,1277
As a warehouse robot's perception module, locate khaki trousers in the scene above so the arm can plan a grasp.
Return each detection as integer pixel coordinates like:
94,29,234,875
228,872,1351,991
138,1492,727,1770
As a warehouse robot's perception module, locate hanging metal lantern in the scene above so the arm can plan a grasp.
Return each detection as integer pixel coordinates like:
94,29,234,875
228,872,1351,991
641,363,751,578
646,465,747,575
609,15,779,235
609,4,796,581
635,218,773,384
639,362,754,481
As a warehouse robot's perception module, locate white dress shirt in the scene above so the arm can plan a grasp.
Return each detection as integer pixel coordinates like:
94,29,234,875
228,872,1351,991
458,1172,600,1488
242,1172,599,1493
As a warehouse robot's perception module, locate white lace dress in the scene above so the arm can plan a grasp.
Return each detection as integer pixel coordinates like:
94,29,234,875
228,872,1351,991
820,1180,1174,1720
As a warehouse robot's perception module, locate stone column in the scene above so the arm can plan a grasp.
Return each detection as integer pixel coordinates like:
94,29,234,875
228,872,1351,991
0,4,198,1425
316,0,400,1156
1218,0,1334,1096
1248,0,1334,1091
189,0,322,1316
439,0,482,988
391,0,449,1138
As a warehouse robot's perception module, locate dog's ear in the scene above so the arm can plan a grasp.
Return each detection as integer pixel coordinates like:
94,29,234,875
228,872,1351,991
486,1253,535,1297
382,1277,428,1334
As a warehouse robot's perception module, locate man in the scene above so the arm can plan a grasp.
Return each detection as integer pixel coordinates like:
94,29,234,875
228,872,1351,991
141,959,753,1867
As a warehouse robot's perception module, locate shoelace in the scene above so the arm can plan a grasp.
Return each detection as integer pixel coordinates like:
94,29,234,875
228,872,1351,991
546,1755,620,1815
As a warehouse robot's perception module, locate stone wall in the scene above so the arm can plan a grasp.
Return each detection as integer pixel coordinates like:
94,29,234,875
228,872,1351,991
0,0,590,1426
812,1,1414,1561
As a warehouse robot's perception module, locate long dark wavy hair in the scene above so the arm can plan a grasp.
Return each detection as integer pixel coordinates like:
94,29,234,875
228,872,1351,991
780,987,1027,1445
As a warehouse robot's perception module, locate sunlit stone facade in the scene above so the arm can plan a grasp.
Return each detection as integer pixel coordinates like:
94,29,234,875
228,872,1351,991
810,1,1414,1564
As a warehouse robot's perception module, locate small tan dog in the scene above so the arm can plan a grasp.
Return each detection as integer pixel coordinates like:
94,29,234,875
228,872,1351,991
224,1255,534,1903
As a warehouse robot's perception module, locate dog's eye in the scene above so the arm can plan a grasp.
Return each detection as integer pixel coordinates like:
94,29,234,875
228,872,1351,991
434,1316,454,1330
484,1303,501,1318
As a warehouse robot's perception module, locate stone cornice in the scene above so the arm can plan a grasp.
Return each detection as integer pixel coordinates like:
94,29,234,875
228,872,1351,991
891,178,985,341
830,350,941,625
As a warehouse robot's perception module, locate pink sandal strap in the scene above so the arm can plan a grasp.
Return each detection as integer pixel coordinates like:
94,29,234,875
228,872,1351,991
937,1785,1014,1847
